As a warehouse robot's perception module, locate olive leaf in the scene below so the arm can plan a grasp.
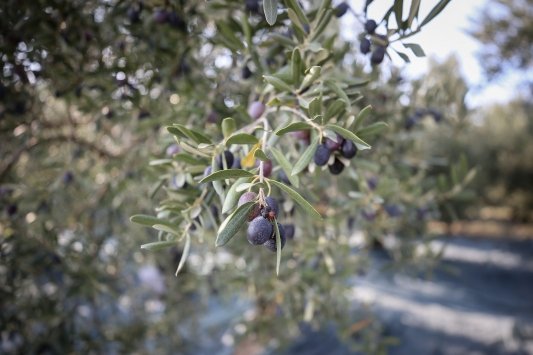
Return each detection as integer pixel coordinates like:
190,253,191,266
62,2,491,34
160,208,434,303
291,135,319,176
200,169,254,184
275,122,313,136
222,177,250,214
325,124,371,150
140,240,177,251
175,234,190,276
273,218,282,276
264,0,278,26
269,179,322,219
216,201,255,247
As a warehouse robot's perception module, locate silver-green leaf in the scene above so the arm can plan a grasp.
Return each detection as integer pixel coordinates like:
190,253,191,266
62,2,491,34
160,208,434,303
216,201,255,246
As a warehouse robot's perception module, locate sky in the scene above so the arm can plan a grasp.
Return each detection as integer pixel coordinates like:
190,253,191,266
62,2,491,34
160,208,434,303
342,0,518,108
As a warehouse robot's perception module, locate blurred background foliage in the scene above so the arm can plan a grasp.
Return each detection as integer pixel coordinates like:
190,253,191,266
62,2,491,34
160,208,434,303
0,0,532,354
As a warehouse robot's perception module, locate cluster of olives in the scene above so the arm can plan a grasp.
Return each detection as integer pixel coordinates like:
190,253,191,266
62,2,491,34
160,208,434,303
237,192,294,252
314,134,357,175
359,19,387,65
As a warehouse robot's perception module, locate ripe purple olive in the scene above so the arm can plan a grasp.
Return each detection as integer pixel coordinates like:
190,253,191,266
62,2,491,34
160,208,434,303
168,11,187,32
216,150,234,169
360,38,371,54
325,134,344,151
6,203,18,216
166,144,180,156
264,196,279,217
328,158,345,175
341,140,357,159
239,191,261,221
242,65,252,79
263,223,286,252
203,166,212,178
245,0,260,14
127,7,141,23
247,101,265,120
371,46,386,65
367,176,378,190
247,216,273,245
238,191,257,206
361,209,376,221
278,170,291,185
365,19,377,34
334,2,350,18
314,144,331,166
291,130,311,144
153,8,168,23
206,111,219,124
260,160,273,178
283,224,295,239
405,116,417,130
384,204,402,218
231,157,242,169
62,171,74,184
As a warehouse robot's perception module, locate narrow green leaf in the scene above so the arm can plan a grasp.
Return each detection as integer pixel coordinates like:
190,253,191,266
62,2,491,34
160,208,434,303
285,0,309,25
264,0,278,26
173,153,204,165
271,147,300,188
311,9,333,41
308,97,322,118
351,105,372,130
325,124,371,150
225,133,259,145
222,177,249,214
395,50,411,63
152,224,181,236
300,66,321,91
291,135,318,176
287,8,305,34
200,169,254,184
324,99,346,121
264,75,293,92
356,121,389,138
403,43,425,57
324,80,351,110
141,240,176,251
275,121,312,136
216,201,255,246
273,218,281,276
291,48,302,85
217,22,244,50
407,0,421,27
171,124,212,144
167,126,186,139
130,215,175,228
175,234,190,276
222,117,236,138
269,179,322,219
393,0,403,29
149,159,173,166
420,0,452,27
254,149,269,161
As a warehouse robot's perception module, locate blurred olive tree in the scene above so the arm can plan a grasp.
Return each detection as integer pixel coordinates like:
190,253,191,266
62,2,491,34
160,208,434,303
0,1,470,353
